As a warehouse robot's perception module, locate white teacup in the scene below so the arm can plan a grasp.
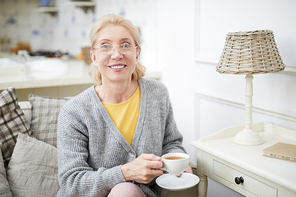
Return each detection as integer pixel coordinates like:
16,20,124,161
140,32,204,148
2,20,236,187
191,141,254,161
161,153,189,175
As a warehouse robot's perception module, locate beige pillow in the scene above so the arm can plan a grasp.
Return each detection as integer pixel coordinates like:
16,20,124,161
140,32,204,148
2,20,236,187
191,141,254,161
7,133,59,197
0,143,13,197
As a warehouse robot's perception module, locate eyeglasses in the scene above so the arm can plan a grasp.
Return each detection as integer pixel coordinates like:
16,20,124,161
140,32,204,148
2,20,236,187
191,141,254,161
93,44,138,55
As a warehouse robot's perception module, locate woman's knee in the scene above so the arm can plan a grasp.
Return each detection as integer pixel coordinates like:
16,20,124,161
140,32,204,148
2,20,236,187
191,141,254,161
108,182,146,197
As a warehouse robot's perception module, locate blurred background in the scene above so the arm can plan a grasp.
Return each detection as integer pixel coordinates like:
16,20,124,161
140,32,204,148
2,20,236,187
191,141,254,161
0,0,158,71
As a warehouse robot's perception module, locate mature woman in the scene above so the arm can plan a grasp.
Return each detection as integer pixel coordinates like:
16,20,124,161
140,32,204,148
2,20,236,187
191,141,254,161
57,14,191,197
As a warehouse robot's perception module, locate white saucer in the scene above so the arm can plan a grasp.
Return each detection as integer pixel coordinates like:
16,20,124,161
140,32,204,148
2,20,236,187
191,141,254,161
156,173,200,191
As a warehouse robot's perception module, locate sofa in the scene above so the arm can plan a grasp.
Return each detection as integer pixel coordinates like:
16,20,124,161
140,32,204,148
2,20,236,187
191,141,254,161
0,87,198,197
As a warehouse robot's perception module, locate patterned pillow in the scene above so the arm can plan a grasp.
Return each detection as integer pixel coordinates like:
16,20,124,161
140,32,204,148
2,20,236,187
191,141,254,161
29,94,69,147
0,87,30,164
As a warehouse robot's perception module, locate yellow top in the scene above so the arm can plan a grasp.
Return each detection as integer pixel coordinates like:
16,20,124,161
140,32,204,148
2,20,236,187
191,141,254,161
102,86,140,145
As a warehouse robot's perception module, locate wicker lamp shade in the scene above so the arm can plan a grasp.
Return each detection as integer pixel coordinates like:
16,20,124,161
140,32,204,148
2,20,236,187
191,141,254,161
217,30,285,74
216,30,286,146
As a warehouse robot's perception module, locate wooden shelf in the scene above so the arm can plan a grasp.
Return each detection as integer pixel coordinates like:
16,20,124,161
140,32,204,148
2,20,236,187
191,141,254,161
36,6,58,16
63,1,95,13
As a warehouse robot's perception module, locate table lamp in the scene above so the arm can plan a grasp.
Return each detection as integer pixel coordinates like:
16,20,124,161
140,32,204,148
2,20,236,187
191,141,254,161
216,30,285,145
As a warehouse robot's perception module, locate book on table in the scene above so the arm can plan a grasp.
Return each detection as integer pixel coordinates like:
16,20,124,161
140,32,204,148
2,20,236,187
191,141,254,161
263,142,296,163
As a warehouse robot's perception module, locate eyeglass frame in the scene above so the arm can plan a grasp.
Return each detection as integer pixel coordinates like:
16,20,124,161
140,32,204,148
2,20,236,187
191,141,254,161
92,44,139,55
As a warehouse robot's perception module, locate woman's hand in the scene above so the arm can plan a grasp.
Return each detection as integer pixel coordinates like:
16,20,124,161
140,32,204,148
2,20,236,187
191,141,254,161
121,154,164,184
176,165,193,177
184,165,193,174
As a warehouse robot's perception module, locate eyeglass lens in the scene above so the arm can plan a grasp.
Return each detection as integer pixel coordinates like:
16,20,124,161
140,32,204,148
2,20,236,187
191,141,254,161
99,45,137,55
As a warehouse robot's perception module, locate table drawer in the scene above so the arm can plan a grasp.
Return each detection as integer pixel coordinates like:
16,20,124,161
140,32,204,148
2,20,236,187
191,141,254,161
213,160,277,197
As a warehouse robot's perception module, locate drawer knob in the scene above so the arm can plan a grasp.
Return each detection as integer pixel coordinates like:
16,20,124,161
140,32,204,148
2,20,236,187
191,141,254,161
235,177,244,185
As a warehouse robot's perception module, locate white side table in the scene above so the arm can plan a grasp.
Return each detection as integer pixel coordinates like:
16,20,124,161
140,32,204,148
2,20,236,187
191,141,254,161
191,122,296,197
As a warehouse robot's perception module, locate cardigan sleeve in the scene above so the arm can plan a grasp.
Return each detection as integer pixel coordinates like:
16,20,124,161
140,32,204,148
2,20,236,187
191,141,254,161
56,102,126,197
140,78,186,156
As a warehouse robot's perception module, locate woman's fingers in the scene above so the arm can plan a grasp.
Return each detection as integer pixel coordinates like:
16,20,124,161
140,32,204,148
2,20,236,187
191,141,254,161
184,165,193,174
138,154,163,170
141,154,161,161
121,154,164,184
176,165,193,177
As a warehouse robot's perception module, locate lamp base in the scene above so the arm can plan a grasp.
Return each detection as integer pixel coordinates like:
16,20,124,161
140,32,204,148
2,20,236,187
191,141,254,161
233,128,264,145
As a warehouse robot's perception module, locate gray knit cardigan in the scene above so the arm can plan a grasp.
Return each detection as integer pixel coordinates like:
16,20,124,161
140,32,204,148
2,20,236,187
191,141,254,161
56,78,186,197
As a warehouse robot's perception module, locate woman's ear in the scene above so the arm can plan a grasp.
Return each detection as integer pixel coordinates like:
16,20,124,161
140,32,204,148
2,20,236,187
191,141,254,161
90,50,98,65
135,48,141,61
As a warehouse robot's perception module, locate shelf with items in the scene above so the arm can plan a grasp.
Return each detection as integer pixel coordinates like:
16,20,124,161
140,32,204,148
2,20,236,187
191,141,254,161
35,6,58,16
63,1,96,13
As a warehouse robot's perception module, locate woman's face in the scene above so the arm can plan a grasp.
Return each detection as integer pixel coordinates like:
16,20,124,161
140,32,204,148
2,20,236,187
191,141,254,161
91,24,140,85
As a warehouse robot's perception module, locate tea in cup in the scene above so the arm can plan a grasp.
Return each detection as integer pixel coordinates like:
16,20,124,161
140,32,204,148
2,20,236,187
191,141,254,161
161,153,189,175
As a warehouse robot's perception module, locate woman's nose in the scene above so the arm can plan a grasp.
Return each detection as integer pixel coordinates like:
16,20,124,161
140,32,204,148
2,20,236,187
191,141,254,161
111,47,123,59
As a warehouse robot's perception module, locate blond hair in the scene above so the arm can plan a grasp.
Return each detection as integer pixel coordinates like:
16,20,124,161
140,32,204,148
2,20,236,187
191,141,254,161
89,14,146,85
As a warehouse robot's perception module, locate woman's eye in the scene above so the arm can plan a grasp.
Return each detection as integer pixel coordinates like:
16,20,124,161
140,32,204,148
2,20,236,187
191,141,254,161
101,45,111,49
121,44,131,48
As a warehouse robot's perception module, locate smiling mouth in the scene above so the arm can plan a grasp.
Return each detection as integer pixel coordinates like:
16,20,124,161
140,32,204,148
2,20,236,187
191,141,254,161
109,65,126,69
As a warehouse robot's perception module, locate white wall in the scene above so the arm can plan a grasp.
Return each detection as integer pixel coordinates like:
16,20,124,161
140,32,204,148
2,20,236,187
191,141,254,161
2,0,296,196
193,0,296,138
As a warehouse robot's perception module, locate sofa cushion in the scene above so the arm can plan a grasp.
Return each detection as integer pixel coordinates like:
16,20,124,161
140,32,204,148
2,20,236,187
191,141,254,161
18,101,32,125
29,94,69,147
0,143,13,197
0,87,31,165
7,133,59,197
